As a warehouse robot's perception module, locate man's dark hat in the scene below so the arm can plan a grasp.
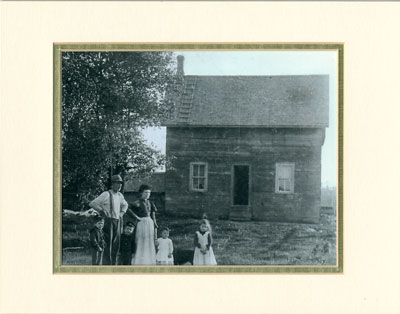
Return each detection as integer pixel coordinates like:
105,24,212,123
111,174,123,183
125,221,135,228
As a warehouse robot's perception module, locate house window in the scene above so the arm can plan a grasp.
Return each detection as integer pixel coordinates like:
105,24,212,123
275,163,294,193
190,162,208,192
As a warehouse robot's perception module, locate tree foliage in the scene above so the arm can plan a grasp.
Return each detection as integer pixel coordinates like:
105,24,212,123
62,51,176,209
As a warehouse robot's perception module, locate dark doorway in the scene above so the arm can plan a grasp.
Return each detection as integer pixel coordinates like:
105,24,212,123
233,165,250,205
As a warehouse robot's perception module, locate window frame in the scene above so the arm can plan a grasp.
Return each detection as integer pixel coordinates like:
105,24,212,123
275,162,295,194
189,162,208,192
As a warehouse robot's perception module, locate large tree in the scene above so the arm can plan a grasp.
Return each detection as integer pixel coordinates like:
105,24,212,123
62,51,176,209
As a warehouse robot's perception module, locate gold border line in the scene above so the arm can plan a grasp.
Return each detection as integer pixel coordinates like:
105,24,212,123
53,42,344,274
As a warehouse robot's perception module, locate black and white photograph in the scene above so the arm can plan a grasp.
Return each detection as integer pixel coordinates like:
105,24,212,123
6,2,400,313
59,46,340,269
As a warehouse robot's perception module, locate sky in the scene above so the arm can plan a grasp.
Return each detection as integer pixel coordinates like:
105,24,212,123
143,51,338,187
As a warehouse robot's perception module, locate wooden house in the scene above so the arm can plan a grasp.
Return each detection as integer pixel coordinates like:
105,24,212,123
164,56,329,223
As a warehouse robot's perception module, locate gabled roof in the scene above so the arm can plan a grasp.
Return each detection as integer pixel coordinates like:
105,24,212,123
164,75,329,128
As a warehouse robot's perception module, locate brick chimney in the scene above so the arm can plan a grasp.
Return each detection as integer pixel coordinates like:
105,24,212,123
177,55,184,76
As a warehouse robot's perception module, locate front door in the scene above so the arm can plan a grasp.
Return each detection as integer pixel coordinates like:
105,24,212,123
232,165,250,206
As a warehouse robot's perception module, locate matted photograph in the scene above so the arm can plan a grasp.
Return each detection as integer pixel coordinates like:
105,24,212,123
54,43,342,273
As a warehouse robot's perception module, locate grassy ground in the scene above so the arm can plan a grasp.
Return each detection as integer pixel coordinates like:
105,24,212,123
62,207,336,266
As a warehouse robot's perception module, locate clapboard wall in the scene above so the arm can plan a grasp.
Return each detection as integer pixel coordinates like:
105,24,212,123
165,127,325,223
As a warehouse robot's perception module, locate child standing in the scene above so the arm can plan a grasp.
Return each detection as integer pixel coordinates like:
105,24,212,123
89,216,106,265
193,218,217,265
156,227,174,265
119,222,136,265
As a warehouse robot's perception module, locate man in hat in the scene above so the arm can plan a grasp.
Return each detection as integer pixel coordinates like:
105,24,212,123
89,175,128,265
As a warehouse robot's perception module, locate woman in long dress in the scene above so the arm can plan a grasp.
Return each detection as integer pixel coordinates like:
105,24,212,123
131,184,158,265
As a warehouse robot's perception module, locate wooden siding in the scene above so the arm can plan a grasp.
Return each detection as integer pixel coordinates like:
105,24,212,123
165,127,324,223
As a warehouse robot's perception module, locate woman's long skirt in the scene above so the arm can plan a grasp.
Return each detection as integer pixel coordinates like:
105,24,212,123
133,217,156,265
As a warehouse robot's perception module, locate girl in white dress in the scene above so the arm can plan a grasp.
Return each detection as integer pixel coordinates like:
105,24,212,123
193,218,217,265
155,227,174,265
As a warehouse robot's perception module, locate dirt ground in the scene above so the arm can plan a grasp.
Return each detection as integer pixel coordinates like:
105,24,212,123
62,207,336,266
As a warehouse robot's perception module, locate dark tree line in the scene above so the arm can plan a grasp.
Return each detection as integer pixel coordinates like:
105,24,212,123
62,51,177,209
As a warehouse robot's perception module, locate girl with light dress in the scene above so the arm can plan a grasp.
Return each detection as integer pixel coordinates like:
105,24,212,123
193,217,217,265
155,226,174,265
